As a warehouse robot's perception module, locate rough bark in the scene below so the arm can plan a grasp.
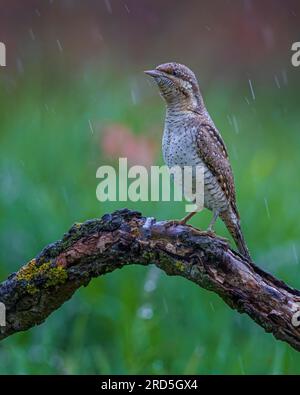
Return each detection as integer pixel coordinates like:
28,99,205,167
0,208,300,352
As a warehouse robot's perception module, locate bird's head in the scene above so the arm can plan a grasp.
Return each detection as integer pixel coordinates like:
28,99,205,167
145,62,203,112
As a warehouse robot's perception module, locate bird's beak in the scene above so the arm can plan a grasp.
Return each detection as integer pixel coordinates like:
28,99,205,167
144,69,162,78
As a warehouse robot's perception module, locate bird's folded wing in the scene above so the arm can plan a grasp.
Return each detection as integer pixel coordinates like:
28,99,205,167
195,122,239,217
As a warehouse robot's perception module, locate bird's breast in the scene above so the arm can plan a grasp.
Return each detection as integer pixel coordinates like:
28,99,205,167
162,124,200,168
162,121,228,212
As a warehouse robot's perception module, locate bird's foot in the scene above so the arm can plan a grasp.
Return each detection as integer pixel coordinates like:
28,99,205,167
165,219,201,230
206,228,229,242
218,235,230,243
206,225,215,236
207,230,216,237
165,219,185,228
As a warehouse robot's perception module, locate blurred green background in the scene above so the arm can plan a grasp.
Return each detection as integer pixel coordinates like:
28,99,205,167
0,0,300,374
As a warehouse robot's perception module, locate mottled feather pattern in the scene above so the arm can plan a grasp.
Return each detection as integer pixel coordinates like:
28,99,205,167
146,61,251,260
195,121,240,219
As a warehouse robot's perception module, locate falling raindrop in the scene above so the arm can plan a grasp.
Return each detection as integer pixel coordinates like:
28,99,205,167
244,97,250,105
262,26,274,50
16,58,24,74
88,119,94,134
57,39,63,53
163,297,169,314
227,114,232,126
281,70,288,86
232,115,240,134
104,0,112,14
130,78,141,105
61,186,69,204
274,75,280,89
29,28,35,41
292,244,299,265
264,197,271,219
248,79,256,100
238,355,246,375
131,88,137,105
96,31,104,41
124,3,130,13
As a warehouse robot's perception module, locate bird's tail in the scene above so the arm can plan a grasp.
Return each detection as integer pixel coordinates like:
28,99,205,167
220,209,251,262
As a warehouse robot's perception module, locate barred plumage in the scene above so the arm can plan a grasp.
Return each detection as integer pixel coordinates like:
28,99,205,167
145,62,251,261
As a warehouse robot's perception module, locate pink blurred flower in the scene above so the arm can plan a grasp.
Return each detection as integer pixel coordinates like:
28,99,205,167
101,123,158,167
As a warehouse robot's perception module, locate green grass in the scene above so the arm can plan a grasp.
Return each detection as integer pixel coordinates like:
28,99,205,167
0,65,300,374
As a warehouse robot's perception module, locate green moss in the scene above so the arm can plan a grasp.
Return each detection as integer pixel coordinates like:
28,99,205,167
16,258,68,295
142,251,156,262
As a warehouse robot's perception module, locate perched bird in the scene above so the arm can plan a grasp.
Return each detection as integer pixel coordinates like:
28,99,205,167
145,62,251,261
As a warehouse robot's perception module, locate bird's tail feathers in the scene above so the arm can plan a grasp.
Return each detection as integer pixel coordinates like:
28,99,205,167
220,210,251,262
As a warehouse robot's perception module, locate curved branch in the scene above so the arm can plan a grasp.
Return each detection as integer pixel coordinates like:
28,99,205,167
1,208,300,352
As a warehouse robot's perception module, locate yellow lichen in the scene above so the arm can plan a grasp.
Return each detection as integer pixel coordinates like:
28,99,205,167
26,284,39,295
16,258,68,295
16,259,38,282
45,266,68,287
174,261,185,272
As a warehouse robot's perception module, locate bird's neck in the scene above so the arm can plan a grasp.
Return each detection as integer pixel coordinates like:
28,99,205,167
166,106,189,121
165,92,204,118
165,99,204,121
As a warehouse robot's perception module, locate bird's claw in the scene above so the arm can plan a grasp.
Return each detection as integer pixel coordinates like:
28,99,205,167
205,228,228,242
206,229,216,236
207,232,229,243
165,219,183,228
218,235,230,243
165,219,201,230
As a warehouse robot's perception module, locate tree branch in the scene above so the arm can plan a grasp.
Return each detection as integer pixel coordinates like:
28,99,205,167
1,208,300,351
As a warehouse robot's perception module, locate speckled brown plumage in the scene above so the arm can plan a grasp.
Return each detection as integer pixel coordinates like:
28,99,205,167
195,121,238,217
145,62,251,260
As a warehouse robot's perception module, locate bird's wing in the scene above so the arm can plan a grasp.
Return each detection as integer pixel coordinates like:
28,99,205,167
195,121,239,218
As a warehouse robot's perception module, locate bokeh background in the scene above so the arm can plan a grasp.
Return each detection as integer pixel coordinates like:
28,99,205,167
0,0,300,374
